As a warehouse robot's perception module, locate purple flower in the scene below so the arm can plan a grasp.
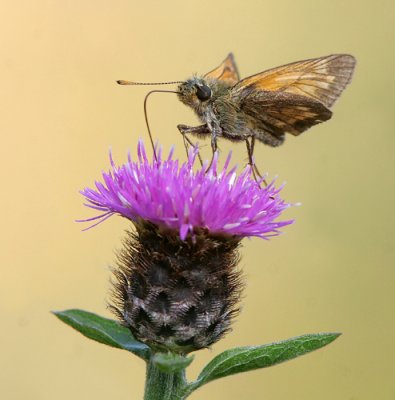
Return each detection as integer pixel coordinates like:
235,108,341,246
80,141,295,240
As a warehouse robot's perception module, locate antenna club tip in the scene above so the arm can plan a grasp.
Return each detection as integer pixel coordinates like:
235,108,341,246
117,80,128,85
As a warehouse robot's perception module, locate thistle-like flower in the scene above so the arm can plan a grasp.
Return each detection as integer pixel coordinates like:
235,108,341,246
80,141,294,354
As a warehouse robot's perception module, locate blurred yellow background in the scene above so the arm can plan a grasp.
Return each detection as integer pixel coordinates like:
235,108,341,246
1,1,394,399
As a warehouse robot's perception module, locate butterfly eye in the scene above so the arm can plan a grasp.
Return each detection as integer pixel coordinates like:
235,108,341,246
195,84,212,101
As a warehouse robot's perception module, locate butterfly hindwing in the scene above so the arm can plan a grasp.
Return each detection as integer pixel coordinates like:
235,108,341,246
239,90,333,137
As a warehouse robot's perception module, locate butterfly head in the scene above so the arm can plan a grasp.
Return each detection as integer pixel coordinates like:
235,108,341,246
177,77,213,110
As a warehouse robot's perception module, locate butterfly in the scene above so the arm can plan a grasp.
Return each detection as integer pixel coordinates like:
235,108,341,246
118,53,356,175
176,53,356,172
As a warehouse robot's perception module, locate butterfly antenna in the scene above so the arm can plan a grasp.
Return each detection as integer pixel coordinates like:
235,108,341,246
117,80,183,86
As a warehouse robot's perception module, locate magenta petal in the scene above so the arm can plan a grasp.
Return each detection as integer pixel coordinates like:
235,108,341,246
179,224,189,240
80,141,296,240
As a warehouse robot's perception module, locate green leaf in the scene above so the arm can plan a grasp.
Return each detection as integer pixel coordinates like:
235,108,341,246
152,352,194,373
189,333,341,392
53,309,150,361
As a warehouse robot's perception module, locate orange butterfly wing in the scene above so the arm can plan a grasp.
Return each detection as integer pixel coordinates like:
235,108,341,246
204,53,240,86
231,54,355,139
233,54,356,108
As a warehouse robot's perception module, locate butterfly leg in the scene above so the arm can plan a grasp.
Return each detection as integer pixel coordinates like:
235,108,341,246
205,127,219,173
177,124,211,137
182,133,203,167
177,123,219,173
177,124,210,166
250,136,266,184
245,137,267,186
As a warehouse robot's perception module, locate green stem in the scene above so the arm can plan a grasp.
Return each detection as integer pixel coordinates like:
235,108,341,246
144,359,188,400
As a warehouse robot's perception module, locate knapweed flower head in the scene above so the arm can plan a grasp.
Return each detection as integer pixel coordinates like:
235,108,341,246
80,140,294,240
80,141,296,353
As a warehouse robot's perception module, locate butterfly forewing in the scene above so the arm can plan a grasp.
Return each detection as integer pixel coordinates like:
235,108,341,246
232,54,356,108
204,53,240,86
